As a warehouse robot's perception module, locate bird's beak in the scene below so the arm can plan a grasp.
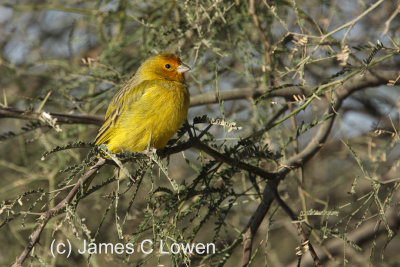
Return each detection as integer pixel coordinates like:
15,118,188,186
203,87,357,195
177,63,191,73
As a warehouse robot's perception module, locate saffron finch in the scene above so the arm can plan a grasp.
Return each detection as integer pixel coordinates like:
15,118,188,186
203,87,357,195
95,53,191,153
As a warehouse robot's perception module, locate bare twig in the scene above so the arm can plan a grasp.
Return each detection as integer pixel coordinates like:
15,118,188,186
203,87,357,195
190,86,310,107
0,107,103,125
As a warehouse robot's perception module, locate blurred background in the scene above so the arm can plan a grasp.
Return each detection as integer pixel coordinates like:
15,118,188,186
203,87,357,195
0,0,400,266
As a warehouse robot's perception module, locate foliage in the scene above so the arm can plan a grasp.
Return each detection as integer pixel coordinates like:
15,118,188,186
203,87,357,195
0,0,400,266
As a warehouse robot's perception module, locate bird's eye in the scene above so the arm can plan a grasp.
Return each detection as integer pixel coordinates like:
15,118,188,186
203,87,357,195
165,64,171,69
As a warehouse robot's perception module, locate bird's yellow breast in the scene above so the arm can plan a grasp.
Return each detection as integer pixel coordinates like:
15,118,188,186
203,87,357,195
105,80,189,153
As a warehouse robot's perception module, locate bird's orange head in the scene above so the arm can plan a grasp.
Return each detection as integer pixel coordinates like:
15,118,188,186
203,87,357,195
136,53,191,83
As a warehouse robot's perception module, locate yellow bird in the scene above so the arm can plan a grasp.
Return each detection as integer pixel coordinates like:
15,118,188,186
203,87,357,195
95,53,191,153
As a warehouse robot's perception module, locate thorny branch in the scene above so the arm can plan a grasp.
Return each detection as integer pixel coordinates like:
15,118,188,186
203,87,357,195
12,158,107,267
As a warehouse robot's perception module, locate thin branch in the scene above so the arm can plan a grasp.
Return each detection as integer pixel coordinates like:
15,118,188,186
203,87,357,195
0,107,103,125
320,0,385,41
241,180,277,267
248,0,272,67
192,139,276,180
280,71,398,172
382,0,400,36
288,208,400,266
190,86,310,107
272,188,323,267
12,158,107,267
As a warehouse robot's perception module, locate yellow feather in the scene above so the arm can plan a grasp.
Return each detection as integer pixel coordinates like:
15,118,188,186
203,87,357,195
95,53,190,153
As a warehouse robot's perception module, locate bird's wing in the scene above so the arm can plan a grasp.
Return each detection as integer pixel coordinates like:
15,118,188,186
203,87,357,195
94,80,152,145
